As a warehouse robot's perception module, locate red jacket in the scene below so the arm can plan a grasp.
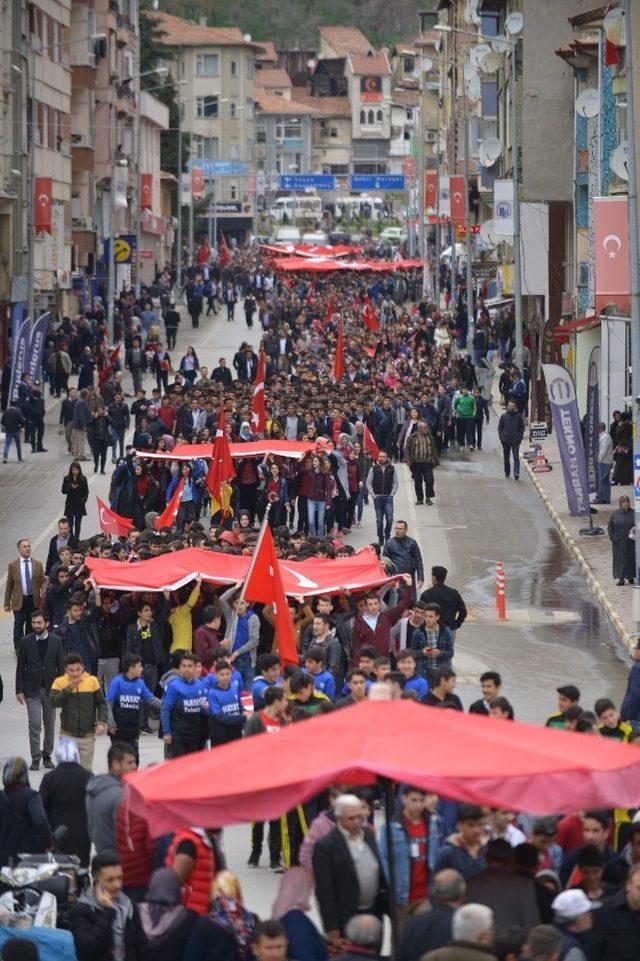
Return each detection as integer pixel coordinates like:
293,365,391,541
166,828,215,915
116,802,155,890
352,583,412,662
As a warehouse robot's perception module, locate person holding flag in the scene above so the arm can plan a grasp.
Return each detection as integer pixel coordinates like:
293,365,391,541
207,409,235,524
251,349,266,435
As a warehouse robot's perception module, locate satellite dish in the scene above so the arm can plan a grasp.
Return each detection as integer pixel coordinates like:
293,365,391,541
575,89,600,119
244,33,252,42
479,136,502,168
505,11,524,36
422,56,434,72
470,44,491,68
480,219,499,249
491,34,510,54
610,140,629,181
480,51,502,74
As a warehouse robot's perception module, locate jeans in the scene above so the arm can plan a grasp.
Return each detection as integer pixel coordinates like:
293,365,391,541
502,442,521,478
356,488,365,522
131,368,143,394
3,431,22,461
233,654,254,691
307,499,327,536
141,664,159,728
595,462,612,503
374,494,394,543
111,427,125,460
26,688,55,761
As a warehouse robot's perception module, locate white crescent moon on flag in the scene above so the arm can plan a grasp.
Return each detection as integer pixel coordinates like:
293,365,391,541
280,566,319,590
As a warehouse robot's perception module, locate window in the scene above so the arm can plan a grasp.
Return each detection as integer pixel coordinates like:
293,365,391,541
330,126,338,138
360,110,365,124
284,118,301,139
230,182,238,199
229,141,239,159
403,56,415,74
245,99,254,120
196,54,219,77
230,60,238,76
229,100,237,118
49,18,60,63
406,109,413,121
123,50,134,80
194,136,219,159
256,122,267,143
247,59,254,78
196,95,219,118
376,110,383,122
481,81,498,119
368,110,374,124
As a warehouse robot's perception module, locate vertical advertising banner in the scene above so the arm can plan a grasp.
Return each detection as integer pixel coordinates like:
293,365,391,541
585,346,600,494
27,312,51,386
140,173,153,210
8,317,31,402
494,179,515,236
542,364,591,517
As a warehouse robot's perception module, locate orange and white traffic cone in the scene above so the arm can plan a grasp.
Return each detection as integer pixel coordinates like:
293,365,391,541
497,562,506,620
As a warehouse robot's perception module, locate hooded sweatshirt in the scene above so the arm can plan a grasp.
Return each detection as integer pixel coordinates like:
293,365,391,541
86,773,122,856
73,885,133,961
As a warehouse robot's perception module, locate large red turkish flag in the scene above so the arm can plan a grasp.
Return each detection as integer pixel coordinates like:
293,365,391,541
594,196,629,313
243,522,299,668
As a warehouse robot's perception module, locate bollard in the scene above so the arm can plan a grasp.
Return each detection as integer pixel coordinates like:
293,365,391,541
497,562,506,620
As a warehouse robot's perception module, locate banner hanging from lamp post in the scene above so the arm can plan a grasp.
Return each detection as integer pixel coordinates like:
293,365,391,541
542,364,591,518
585,346,601,495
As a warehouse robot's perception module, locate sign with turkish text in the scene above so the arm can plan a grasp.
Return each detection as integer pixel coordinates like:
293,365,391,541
542,364,591,517
585,346,600,494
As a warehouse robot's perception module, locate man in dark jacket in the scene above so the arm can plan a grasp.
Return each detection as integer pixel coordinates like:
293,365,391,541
27,380,46,452
334,915,385,961
211,357,233,385
45,517,78,575
16,610,65,770
396,869,465,961
588,863,640,961
1,400,25,462
313,793,387,943
383,520,425,597
125,594,170,732
68,853,146,961
497,400,525,480
108,394,131,462
420,566,467,644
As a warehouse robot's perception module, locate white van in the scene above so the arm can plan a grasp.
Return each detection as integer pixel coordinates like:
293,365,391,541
379,226,406,243
302,231,329,246
275,226,302,244
270,195,323,223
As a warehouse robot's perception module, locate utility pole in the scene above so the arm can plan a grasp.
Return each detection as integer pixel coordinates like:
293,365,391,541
435,92,441,306
188,131,194,266
512,39,523,373
176,97,183,294
462,84,474,350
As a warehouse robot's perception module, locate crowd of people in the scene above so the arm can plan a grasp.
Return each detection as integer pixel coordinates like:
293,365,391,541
0,242,638,961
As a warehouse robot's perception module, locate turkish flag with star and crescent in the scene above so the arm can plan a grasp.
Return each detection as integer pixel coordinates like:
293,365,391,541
34,177,52,235
362,296,380,331
251,349,266,434
594,196,629,313
425,172,437,212
206,409,235,504
155,476,185,531
243,521,299,668
96,497,133,537
450,175,466,226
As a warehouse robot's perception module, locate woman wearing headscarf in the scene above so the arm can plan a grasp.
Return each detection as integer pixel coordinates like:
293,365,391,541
39,739,92,865
608,495,637,585
139,868,196,961
272,867,328,961
0,757,52,865
612,410,633,484
184,871,252,961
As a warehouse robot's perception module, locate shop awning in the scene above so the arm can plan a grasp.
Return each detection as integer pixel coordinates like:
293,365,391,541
552,314,599,341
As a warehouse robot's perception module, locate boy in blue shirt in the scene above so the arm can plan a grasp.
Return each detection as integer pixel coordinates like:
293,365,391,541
106,653,161,764
207,658,246,746
161,651,207,757
252,653,282,710
303,647,336,700
397,650,429,699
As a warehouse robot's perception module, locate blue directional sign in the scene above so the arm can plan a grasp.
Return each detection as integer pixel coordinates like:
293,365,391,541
349,174,406,191
191,159,248,177
278,174,336,191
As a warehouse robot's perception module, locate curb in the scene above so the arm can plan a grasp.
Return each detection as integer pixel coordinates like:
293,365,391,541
523,458,637,655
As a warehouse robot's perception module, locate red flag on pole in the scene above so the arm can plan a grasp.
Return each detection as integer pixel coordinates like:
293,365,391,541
363,425,380,458
363,342,379,358
140,173,153,210
450,175,466,226
321,298,336,327
96,497,133,537
425,171,437,211
34,177,52,235
98,343,121,388
243,520,298,668
206,409,235,507
219,233,231,267
197,238,211,266
251,349,266,434
362,296,380,331
155,476,185,530
333,315,344,381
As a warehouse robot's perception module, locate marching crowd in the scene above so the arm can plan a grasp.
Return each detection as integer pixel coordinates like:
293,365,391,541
0,244,638,961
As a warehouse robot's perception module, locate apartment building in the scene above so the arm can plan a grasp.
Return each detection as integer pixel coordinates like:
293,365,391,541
153,11,258,241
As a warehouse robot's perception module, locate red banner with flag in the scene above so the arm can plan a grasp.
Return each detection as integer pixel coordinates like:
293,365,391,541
321,298,336,327
243,521,299,668
362,296,380,331
363,425,380,458
192,168,204,199
594,196,629,313
155,476,185,530
34,177,52,235
140,173,153,210
251,350,266,434
219,233,231,267
197,238,211,266
98,343,121,388
425,172,437,211
333,315,344,381
450,175,466,226
96,497,133,537
206,409,235,514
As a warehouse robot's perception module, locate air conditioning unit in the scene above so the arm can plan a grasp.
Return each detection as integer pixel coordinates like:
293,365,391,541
72,133,92,147
275,137,284,145
425,131,437,143
74,216,94,231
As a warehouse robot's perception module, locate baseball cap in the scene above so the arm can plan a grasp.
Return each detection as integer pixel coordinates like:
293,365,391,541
552,889,600,920
557,685,580,701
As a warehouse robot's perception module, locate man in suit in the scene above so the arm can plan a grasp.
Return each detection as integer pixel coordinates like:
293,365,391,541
313,794,387,946
4,539,45,653
16,610,65,770
45,518,78,576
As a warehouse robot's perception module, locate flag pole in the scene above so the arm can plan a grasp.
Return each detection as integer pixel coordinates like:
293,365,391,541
236,503,272,606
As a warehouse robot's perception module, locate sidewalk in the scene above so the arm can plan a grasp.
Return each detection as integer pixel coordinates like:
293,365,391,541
523,430,636,654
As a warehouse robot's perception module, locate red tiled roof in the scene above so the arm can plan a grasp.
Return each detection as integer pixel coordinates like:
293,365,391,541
150,12,255,47
319,25,372,57
255,88,318,114
293,94,352,117
255,68,292,89
256,41,278,63
349,51,391,76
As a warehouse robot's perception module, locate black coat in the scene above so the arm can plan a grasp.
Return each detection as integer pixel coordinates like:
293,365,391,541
313,827,387,936
16,631,65,697
46,532,78,575
142,909,199,961
0,785,52,865
588,888,640,961
183,916,242,961
125,603,169,666
497,410,524,446
420,584,468,631
69,896,146,961
39,762,92,864
62,475,89,517
396,903,454,961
